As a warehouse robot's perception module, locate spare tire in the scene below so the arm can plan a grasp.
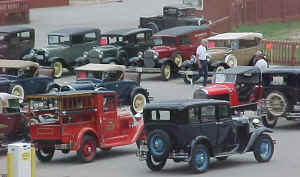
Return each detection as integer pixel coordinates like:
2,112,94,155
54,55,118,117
265,91,288,117
147,129,171,161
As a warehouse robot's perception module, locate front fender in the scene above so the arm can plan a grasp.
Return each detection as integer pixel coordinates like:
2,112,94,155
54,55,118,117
45,83,61,92
158,58,173,65
129,57,140,64
130,87,149,102
73,128,98,151
210,60,227,68
243,127,273,152
189,136,213,159
48,57,63,63
102,57,117,64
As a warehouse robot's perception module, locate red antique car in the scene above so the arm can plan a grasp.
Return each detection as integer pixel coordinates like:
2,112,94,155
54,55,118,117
193,66,263,112
27,90,144,163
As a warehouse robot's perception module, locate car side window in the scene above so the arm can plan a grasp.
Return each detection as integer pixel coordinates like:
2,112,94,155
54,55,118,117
151,110,171,121
200,105,216,122
188,107,199,122
179,36,190,45
218,104,230,119
17,31,31,41
103,96,116,112
136,33,145,43
71,35,84,44
84,32,97,42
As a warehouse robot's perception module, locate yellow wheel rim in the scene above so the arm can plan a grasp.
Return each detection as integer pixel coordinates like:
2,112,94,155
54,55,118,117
53,62,63,78
13,88,22,97
174,54,182,67
164,64,171,80
133,94,146,113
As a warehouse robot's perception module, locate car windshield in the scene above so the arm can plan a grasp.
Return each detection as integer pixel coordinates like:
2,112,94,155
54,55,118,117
48,35,70,45
214,73,236,83
29,98,58,112
208,40,231,49
152,37,176,46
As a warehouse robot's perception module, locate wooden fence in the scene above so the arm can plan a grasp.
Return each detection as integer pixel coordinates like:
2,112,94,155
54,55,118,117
260,40,300,65
0,0,29,25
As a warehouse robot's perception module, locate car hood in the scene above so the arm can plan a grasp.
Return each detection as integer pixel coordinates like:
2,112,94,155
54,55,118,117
202,83,234,95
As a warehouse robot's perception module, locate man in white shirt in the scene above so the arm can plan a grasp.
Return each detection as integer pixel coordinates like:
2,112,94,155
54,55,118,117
196,41,209,86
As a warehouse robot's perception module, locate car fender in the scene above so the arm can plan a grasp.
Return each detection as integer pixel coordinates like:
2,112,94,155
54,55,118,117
243,127,273,152
210,60,228,68
74,128,98,151
130,87,149,102
102,57,117,64
48,57,64,65
190,136,214,158
45,83,61,92
158,58,173,65
129,57,140,64
75,56,88,64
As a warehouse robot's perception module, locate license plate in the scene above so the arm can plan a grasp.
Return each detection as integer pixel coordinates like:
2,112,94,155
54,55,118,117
36,55,44,60
136,67,143,73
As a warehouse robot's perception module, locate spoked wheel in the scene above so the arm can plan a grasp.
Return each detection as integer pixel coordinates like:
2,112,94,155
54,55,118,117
253,134,274,162
146,152,167,171
147,130,171,161
189,144,210,173
266,91,288,117
173,54,183,68
52,61,63,78
11,85,24,99
36,146,55,162
225,54,237,68
214,65,225,73
161,63,171,81
77,135,97,163
131,91,147,114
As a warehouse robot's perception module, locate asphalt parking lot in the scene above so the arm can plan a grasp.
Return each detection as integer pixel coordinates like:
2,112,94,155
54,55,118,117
1,0,300,177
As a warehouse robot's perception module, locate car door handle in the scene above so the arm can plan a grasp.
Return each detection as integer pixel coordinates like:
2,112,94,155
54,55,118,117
216,122,224,125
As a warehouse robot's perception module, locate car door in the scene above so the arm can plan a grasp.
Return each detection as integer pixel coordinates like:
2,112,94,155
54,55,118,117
16,31,32,58
216,104,236,153
177,36,193,60
68,34,86,63
233,40,258,66
101,95,119,140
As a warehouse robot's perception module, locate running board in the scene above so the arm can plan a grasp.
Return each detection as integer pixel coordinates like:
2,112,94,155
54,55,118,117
215,145,240,157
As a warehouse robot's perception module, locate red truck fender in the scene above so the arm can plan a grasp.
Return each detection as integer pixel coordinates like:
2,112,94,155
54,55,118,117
73,128,98,151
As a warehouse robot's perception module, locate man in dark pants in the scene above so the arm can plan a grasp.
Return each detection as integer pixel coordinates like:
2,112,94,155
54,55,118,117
196,41,209,86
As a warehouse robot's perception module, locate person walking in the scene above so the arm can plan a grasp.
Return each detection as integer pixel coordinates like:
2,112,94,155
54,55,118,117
196,40,209,86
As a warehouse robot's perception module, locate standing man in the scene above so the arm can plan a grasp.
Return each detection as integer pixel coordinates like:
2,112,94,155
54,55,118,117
196,40,209,86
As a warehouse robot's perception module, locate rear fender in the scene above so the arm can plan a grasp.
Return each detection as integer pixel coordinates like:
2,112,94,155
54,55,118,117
73,128,98,150
243,127,273,152
45,83,60,92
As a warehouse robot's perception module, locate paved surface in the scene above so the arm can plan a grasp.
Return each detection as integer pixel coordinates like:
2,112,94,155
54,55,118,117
1,1,300,177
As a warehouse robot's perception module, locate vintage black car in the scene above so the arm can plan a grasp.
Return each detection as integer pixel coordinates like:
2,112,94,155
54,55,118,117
260,66,300,128
23,27,101,78
76,28,153,66
139,4,209,33
137,99,274,173
60,64,151,114
0,60,58,99
0,26,35,59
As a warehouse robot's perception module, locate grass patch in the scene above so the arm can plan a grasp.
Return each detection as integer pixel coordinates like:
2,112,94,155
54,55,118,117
232,21,300,41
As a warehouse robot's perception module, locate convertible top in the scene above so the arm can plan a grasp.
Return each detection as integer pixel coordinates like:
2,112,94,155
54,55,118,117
74,64,125,72
0,60,39,68
207,32,263,41
49,27,100,36
144,99,228,110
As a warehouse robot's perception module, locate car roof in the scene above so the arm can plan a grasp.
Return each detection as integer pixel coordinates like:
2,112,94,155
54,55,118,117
207,32,263,41
49,27,100,36
218,66,261,74
0,26,34,33
144,99,228,110
263,66,300,75
74,64,126,72
104,28,152,36
26,90,116,99
154,25,209,37
0,59,39,68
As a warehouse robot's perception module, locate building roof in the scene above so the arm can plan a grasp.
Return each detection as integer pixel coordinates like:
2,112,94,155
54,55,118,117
49,27,100,36
0,26,34,33
144,99,228,110
74,64,125,72
154,25,209,37
0,60,39,68
207,32,263,41
263,66,300,74
104,28,152,36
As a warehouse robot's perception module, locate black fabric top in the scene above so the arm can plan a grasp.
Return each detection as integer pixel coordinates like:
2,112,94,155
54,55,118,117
144,99,228,110
154,25,209,37
49,27,100,36
222,66,260,75
0,26,34,33
104,28,152,36
263,66,300,74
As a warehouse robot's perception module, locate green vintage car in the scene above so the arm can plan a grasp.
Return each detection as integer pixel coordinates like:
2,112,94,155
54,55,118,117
23,27,101,78
76,28,153,66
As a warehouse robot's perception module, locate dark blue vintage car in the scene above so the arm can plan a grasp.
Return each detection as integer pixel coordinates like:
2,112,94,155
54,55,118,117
60,64,151,114
0,60,59,98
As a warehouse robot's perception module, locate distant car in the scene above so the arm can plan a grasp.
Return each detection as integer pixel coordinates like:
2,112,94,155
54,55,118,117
0,60,58,98
0,26,35,59
77,28,153,66
204,33,264,72
139,4,209,33
23,27,101,78
0,93,26,140
260,66,300,128
60,64,151,114
193,66,262,112
129,25,212,80
137,99,275,173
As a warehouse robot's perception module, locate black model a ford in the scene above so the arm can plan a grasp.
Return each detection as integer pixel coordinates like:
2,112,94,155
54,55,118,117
137,99,275,173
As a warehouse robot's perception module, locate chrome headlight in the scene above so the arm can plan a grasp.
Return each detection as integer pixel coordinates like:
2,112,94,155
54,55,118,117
98,51,104,58
137,51,143,58
153,51,159,59
83,51,88,58
198,19,202,26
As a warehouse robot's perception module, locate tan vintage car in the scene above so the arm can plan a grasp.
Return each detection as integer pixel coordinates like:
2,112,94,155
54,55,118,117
204,32,263,72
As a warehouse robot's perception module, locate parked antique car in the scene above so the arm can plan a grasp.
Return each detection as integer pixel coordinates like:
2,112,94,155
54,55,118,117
0,60,58,98
76,28,153,66
0,26,35,60
23,27,101,78
193,66,262,112
60,64,151,114
204,33,263,72
137,99,274,173
260,66,300,128
129,25,212,80
0,93,26,140
139,4,209,33
27,90,144,162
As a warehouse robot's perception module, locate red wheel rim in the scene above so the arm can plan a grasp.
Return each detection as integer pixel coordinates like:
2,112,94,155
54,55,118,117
83,140,95,160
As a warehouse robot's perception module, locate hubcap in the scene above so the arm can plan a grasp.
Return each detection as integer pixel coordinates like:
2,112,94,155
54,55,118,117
163,65,171,79
53,62,63,77
195,151,207,169
83,141,95,158
174,54,182,67
150,136,165,155
260,139,272,160
133,94,146,113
